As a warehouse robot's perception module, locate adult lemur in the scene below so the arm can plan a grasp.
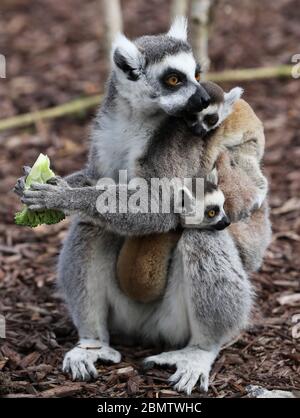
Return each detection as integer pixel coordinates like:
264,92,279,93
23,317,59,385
16,18,271,394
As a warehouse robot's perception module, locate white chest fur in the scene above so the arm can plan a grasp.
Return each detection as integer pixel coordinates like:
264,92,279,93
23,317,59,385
95,110,160,180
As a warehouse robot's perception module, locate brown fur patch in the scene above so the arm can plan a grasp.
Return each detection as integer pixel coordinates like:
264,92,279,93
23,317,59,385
117,231,181,303
203,99,265,170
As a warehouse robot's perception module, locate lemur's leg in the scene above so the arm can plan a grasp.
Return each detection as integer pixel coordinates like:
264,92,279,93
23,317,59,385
234,153,268,209
229,201,272,273
144,229,253,395
59,219,122,380
216,151,265,222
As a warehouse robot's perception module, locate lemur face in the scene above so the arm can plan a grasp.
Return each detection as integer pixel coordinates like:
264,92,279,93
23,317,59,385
185,82,243,136
202,186,230,231
111,18,210,115
179,168,230,230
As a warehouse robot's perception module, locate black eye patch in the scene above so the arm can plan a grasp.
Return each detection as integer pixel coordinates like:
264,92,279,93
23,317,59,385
203,113,219,127
160,67,187,89
205,205,220,216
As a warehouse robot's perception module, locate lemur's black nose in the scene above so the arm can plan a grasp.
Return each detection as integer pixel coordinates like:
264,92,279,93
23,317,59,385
186,86,211,113
214,216,231,231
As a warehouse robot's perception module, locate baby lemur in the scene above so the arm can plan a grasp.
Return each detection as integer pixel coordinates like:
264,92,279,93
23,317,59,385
188,81,268,208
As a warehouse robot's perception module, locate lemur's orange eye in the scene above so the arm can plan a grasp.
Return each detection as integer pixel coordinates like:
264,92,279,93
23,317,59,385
165,74,181,86
208,210,216,218
195,72,201,82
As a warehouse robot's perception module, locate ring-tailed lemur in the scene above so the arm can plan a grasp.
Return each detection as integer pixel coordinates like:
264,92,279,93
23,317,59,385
178,167,230,230
15,18,271,394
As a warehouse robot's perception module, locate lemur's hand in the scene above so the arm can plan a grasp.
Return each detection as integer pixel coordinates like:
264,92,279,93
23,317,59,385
21,178,71,211
13,166,31,196
216,151,260,223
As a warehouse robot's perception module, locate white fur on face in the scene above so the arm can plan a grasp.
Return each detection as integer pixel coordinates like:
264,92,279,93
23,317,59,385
201,104,219,116
149,52,198,115
204,189,226,225
197,86,243,132
149,51,197,83
167,17,188,41
195,104,220,131
204,189,225,209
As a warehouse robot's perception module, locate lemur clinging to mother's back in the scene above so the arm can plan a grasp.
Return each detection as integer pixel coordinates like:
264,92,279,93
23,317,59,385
16,18,271,394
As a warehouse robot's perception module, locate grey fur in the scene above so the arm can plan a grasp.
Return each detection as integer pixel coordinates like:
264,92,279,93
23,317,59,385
180,228,253,346
135,35,191,64
15,21,270,394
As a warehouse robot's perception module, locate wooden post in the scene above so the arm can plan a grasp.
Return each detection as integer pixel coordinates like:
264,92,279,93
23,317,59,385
102,0,123,55
190,0,213,78
171,0,189,20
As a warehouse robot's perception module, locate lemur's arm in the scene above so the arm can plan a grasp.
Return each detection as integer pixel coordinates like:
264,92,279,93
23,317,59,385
14,168,93,198
63,169,94,187
20,180,180,235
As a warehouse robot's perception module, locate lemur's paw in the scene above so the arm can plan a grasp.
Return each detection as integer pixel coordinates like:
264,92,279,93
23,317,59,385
62,344,121,381
144,347,214,395
63,347,98,381
13,166,31,196
170,364,209,395
21,181,70,211
253,190,267,210
46,175,69,188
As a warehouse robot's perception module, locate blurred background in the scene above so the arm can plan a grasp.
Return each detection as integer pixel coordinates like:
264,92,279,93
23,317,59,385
0,0,299,398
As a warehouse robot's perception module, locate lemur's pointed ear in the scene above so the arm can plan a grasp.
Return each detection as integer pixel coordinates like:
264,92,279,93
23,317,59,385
224,87,244,107
206,167,218,186
167,17,188,41
112,33,144,80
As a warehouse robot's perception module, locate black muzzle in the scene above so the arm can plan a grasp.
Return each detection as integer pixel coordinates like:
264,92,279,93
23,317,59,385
185,86,211,113
213,216,231,231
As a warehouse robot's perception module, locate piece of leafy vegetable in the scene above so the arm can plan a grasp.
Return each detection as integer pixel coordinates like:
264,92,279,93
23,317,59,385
15,153,65,227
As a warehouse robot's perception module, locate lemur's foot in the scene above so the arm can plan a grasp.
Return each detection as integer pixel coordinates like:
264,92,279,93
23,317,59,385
144,346,216,395
63,339,121,381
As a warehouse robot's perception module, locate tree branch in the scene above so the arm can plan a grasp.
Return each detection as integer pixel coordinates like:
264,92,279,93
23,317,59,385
102,0,123,56
190,0,213,77
0,95,101,132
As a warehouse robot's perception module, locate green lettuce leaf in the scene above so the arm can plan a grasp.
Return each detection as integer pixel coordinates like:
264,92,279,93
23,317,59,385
14,153,65,227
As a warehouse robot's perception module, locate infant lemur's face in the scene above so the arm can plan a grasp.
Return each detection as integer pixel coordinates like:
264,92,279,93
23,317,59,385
202,186,230,231
179,171,230,230
185,82,243,136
